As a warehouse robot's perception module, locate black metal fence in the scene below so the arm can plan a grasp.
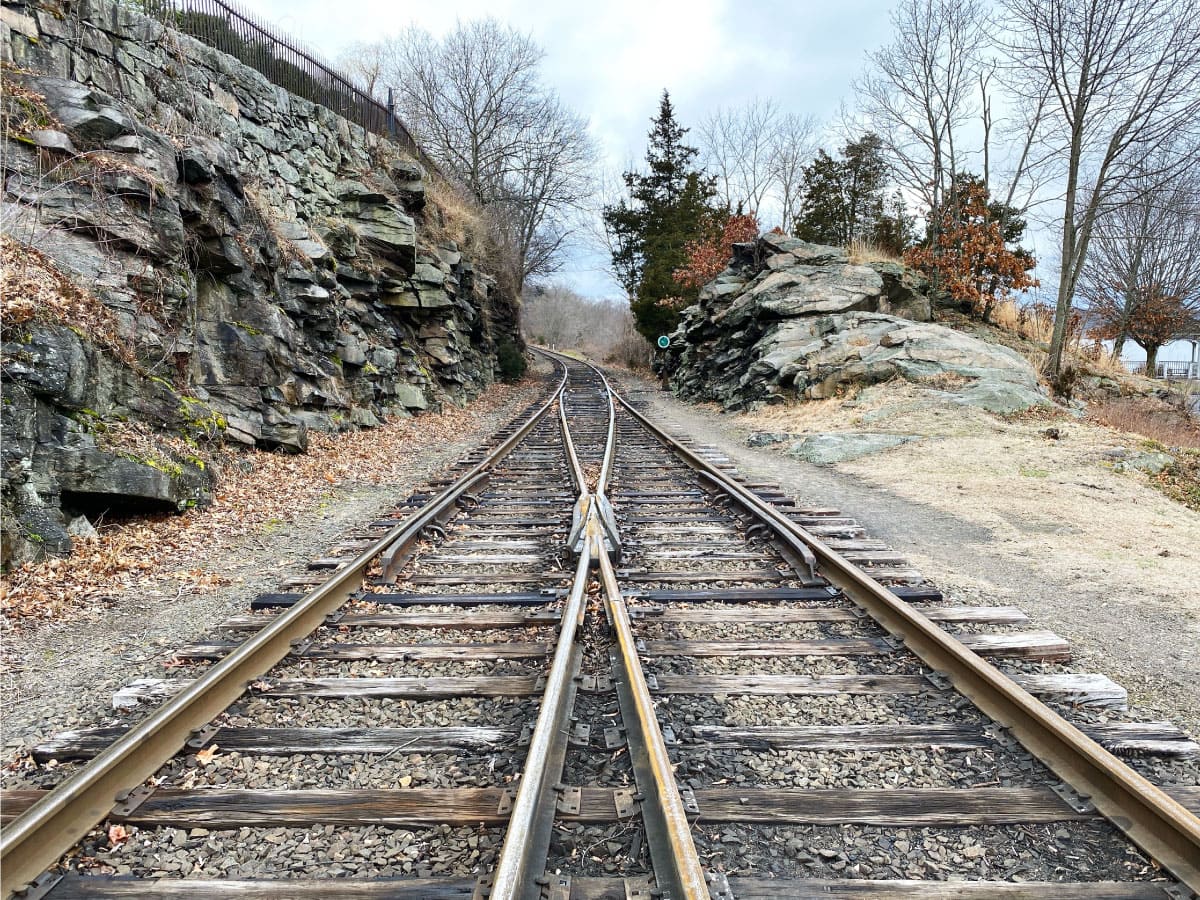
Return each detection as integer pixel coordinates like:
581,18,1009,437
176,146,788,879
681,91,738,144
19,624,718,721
135,0,438,172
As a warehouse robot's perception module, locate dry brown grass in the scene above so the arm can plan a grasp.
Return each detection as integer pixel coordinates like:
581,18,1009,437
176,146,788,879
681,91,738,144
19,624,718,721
847,238,904,266
741,396,858,433
423,176,488,257
1088,397,1200,450
989,299,1057,343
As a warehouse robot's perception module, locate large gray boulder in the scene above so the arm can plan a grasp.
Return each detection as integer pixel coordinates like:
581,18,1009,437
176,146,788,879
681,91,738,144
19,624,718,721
658,235,1046,413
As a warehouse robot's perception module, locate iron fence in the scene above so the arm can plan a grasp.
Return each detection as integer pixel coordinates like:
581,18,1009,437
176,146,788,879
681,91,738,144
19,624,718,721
1123,360,1200,380
135,0,439,173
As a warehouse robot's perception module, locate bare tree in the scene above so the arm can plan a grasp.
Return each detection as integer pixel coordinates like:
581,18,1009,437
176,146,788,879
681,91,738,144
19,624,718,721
769,112,818,230
334,41,389,97
1079,159,1200,368
487,100,598,287
373,20,598,289
521,284,651,366
855,0,987,220
697,102,816,230
698,99,780,214
1001,0,1200,379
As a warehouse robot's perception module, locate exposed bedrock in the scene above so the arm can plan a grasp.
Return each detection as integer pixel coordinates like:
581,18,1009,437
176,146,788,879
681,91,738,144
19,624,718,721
656,234,1048,415
1,0,519,564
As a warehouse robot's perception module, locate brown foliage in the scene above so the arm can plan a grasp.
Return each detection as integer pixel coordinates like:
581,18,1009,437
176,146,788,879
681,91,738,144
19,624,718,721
672,213,760,291
905,180,1037,320
1089,288,1197,357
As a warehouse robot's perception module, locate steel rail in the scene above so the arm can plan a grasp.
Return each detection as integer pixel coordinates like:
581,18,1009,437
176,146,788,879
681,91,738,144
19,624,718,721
558,373,587,497
533,350,709,897
593,368,617,497
597,539,711,900
488,360,599,899
0,364,570,898
490,355,612,898
609,382,1200,891
487,521,595,899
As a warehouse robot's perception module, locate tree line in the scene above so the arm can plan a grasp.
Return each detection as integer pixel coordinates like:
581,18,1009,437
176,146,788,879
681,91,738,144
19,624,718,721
602,0,1200,380
339,1,1200,381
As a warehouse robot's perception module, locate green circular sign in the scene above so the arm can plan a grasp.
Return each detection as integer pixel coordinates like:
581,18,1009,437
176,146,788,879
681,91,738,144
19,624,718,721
656,335,670,349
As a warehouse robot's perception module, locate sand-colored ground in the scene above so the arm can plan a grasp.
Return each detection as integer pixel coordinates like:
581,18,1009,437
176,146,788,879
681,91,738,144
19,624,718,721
744,382,1200,608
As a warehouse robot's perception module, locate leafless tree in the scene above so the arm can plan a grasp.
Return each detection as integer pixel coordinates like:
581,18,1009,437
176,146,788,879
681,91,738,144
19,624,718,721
370,19,598,289
1079,158,1200,366
334,41,389,97
521,284,651,366
769,112,818,230
854,0,987,221
1001,0,1200,379
698,99,780,214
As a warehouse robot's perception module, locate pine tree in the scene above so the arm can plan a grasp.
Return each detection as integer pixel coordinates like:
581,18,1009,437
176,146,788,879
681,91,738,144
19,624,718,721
603,91,718,339
792,134,907,250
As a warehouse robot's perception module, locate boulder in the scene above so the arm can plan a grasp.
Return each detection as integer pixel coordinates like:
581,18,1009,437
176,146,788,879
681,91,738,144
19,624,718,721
787,432,921,465
395,384,428,410
658,235,1047,415
21,75,135,143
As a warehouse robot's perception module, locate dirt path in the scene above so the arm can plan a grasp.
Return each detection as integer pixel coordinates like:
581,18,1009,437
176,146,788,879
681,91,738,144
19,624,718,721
614,371,1200,739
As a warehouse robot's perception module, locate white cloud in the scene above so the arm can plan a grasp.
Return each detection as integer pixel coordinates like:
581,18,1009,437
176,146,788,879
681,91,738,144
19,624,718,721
247,0,899,296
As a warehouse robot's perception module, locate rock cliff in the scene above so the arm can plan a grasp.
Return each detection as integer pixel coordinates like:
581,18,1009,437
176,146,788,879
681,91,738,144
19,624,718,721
657,234,1048,414
1,0,519,565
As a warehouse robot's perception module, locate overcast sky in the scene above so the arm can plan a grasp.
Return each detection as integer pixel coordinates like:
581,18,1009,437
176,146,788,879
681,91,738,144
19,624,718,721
248,0,897,298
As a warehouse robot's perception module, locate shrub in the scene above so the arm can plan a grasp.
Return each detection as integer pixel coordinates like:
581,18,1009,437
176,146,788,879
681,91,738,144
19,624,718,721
496,338,527,382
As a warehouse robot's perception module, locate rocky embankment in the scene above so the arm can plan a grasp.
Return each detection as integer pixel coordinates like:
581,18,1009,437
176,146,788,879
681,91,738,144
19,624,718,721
657,235,1048,415
1,0,519,564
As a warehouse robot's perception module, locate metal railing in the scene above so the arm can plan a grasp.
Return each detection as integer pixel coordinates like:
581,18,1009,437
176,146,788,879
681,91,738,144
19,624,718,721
1124,360,1200,380
134,0,439,173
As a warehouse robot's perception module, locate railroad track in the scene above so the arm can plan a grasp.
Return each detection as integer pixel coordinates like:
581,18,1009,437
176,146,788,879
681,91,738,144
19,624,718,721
2,352,1198,899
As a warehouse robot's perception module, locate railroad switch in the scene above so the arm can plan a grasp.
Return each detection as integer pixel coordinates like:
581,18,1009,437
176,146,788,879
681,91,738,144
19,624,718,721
567,493,622,562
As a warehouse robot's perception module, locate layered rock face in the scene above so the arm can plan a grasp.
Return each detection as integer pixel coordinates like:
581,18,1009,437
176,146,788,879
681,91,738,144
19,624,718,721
657,235,1047,414
1,0,518,564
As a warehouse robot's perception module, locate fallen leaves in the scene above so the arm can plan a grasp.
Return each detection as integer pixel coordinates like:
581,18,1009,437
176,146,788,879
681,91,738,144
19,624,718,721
0,235,133,364
194,744,219,765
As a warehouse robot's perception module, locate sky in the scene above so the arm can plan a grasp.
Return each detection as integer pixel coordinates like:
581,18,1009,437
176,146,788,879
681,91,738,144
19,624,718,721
248,0,895,298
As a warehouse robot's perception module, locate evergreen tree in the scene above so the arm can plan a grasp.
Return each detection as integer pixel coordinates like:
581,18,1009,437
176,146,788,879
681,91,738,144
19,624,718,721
792,133,909,250
603,91,718,339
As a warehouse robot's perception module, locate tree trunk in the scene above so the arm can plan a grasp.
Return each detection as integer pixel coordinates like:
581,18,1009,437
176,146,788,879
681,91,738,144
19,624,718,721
1145,344,1161,378
1112,333,1126,360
